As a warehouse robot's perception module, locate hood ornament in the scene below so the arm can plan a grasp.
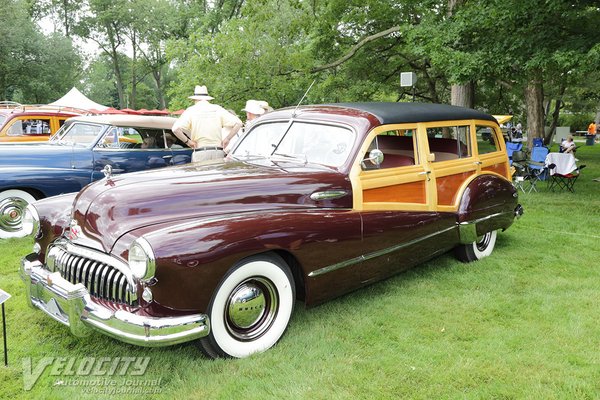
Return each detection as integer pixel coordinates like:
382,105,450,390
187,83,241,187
103,164,113,179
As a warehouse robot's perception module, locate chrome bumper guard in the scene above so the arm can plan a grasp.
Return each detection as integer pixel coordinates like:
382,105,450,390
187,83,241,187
20,255,210,347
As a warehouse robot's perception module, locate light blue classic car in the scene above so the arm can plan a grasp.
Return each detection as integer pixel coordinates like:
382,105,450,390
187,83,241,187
0,114,191,238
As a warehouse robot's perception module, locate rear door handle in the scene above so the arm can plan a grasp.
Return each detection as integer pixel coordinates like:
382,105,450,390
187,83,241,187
418,170,431,181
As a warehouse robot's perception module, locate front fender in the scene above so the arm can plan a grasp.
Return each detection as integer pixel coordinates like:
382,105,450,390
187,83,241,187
114,209,362,312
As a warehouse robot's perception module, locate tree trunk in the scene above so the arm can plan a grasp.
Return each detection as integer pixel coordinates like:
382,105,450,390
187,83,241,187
546,82,566,145
447,0,473,108
451,82,475,108
524,72,545,149
153,69,165,109
62,0,70,36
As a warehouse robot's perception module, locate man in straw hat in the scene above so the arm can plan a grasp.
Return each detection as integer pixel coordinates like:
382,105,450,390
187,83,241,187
172,85,242,163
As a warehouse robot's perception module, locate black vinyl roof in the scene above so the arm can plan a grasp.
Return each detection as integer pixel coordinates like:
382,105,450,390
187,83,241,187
327,102,498,125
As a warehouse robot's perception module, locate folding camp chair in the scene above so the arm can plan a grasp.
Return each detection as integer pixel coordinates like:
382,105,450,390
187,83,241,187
506,142,523,166
511,150,528,193
545,152,586,193
525,146,549,193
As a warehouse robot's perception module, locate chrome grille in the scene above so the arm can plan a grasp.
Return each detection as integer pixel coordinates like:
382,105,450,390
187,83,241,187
54,246,137,306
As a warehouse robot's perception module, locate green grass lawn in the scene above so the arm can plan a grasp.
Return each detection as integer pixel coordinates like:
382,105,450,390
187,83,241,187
1,144,599,399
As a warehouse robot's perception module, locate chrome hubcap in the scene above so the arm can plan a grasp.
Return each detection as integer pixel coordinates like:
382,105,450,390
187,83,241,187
476,232,491,251
226,277,278,341
0,197,28,233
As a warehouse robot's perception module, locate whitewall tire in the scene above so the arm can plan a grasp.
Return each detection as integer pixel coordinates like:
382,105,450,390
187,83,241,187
454,230,497,262
199,254,295,359
0,189,37,239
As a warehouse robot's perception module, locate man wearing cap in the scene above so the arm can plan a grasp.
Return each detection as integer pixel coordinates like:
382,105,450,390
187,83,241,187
172,85,242,163
223,99,266,153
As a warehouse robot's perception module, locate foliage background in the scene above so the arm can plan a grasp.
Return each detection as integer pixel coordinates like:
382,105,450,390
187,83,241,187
1,0,599,131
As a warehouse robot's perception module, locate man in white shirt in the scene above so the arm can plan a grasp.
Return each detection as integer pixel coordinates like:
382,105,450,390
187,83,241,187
172,85,242,163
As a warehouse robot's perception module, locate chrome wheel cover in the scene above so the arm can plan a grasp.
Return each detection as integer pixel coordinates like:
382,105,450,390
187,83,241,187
225,277,278,341
0,197,29,233
476,232,492,252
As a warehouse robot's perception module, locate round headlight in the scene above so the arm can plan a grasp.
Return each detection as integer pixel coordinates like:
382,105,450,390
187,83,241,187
128,238,156,281
22,204,40,237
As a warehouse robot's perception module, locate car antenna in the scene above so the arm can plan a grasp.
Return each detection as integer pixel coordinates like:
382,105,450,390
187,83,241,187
292,79,316,118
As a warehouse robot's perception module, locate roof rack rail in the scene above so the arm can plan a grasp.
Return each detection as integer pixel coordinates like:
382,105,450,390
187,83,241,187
0,101,23,109
0,102,91,115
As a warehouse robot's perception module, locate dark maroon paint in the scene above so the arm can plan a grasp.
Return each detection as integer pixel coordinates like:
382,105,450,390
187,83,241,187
30,103,519,319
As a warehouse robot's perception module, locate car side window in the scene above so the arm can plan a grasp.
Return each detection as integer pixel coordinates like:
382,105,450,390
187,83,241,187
165,131,185,149
475,125,500,154
426,125,471,161
7,118,51,136
99,127,168,149
363,129,417,170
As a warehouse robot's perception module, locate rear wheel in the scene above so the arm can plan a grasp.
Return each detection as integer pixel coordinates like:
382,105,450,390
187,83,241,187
454,230,497,262
199,254,295,359
0,189,37,239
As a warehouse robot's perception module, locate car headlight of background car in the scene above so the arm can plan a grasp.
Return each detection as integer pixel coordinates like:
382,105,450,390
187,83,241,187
128,238,156,281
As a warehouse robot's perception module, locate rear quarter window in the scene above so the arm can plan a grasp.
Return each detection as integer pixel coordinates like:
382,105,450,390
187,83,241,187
476,125,501,154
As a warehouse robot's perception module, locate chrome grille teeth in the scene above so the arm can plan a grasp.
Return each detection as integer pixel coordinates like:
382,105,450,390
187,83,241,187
52,246,137,306
57,251,69,274
94,264,105,298
118,275,126,304
64,254,73,282
75,257,85,283
106,269,117,302
88,261,99,295
80,260,92,290
104,268,116,301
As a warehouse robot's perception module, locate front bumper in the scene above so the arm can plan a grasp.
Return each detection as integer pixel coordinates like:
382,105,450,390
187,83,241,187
20,255,210,347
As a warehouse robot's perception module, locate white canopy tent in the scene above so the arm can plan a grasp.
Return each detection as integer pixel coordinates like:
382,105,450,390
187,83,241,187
48,87,108,111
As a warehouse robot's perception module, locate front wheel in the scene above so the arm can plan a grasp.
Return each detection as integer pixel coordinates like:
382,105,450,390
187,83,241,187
0,189,37,239
199,254,295,359
454,230,497,262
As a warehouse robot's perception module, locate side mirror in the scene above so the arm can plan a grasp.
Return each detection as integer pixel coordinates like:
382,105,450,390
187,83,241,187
361,149,384,169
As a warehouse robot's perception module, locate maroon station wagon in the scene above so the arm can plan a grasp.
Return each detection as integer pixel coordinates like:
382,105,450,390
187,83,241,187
21,102,523,358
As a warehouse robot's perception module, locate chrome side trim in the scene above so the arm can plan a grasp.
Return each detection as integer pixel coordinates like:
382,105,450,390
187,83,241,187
308,225,456,278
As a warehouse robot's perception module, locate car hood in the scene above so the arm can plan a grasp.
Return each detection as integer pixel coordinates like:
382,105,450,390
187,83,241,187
71,159,353,250
0,143,84,169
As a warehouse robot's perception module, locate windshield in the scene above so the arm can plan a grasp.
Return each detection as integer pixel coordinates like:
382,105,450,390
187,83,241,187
232,121,355,168
0,115,5,127
50,121,105,146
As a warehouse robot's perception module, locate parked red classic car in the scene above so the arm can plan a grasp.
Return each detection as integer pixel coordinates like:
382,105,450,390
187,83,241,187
21,102,522,358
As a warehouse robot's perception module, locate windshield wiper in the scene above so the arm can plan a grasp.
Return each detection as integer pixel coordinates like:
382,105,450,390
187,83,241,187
271,152,307,163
